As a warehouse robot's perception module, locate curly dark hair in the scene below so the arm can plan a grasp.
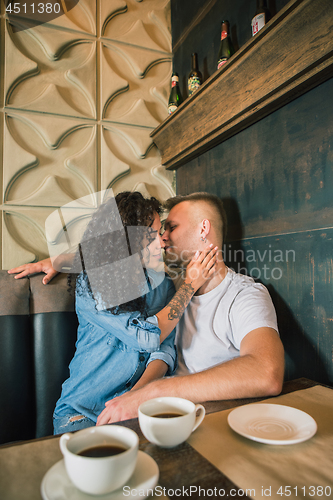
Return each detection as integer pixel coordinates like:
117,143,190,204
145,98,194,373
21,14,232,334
68,191,162,315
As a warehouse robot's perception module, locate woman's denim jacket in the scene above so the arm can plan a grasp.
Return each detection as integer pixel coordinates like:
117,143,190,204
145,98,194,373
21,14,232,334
54,273,177,422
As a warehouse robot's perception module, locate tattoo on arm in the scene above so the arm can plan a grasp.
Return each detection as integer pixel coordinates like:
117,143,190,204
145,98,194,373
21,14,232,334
167,283,195,320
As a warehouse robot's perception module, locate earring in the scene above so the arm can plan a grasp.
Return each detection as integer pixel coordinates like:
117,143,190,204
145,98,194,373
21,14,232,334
201,236,207,243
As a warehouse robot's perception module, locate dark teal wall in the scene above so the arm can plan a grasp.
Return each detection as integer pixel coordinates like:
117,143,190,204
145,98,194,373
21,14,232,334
171,0,333,384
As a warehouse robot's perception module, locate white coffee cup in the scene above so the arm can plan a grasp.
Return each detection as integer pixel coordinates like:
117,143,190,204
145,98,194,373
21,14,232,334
138,397,205,448
59,425,138,495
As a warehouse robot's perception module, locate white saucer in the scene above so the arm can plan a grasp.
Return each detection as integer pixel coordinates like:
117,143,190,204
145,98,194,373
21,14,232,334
41,451,159,500
227,403,317,445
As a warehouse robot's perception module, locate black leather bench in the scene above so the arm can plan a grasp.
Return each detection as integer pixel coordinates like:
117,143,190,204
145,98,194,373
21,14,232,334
0,271,78,445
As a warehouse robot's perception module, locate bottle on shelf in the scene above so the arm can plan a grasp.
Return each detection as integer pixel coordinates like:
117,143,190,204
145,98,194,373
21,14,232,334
188,53,202,97
168,72,183,115
251,0,271,36
217,20,235,70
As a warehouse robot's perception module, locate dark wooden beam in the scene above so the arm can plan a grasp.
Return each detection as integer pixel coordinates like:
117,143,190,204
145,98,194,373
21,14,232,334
151,0,333,170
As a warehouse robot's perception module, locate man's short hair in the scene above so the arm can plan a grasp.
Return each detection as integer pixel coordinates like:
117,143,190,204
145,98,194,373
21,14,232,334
164,192,227,244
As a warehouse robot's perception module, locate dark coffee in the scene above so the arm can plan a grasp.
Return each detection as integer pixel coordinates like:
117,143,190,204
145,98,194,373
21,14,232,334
151,412,185,418
78,444,127,458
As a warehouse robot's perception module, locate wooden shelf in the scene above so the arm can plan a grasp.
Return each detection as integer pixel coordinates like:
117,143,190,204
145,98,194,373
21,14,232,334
151,0,333,170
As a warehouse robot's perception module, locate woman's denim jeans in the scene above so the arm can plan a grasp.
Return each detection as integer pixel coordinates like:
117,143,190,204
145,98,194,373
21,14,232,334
53,411,95,435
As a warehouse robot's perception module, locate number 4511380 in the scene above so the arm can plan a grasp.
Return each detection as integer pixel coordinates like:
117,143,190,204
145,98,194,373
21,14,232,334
6,3,61,14
277,486,332,496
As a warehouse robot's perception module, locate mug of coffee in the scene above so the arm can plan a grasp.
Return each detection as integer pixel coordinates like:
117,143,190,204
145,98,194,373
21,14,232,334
138,397,205,447
59,425,138,495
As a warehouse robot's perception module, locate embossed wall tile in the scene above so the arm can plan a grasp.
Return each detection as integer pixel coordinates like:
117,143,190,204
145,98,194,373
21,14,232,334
0,16,4,109
5,110,92,149
151,163,174,196
4,23,39,105
0,212,2,267
131,182,156,199
104,62,172,125
101,127,174,201
150,77,169,108
112,98,161,128
46,0,97,35
5,23,97,118
100,43,129,119
101,42,171,124
2,208,52,268
101,127,131,190
66,48,97,119
111,158,175,201
148,3,172,51
106,19,168,52
100,0,128,36
3,112,97,205
0,111,3,200
102,0,171,53
20,83,92,118
9,0,96,37
2,204,96,269
8,21,91,62
3,113,38,203
45,203,102,270
102,39,171,80
102,121,154,160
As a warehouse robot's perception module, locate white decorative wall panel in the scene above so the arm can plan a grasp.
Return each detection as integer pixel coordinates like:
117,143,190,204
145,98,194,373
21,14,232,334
0,0,173,269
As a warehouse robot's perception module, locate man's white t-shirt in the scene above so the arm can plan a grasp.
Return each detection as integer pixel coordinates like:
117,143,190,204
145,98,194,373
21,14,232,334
175,268,278,376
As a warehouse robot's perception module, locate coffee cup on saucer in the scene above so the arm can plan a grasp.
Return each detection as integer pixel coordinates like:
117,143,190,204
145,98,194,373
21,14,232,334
138,397,205,448
59,425,138,495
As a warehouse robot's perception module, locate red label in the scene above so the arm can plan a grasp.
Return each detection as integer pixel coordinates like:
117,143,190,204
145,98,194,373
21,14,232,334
252,13,265,36
171,81,176,88
221,30,227,40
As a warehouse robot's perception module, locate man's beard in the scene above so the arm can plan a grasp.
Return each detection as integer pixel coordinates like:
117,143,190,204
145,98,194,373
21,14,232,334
164,247,191,269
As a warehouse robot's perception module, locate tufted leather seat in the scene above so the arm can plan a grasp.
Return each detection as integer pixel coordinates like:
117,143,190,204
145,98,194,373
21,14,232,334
0,271,78,445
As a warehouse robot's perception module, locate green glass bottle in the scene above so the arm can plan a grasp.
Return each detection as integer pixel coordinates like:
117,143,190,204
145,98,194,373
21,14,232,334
168,73,183,115
251,0,271,36
217,20,235,70
188,53,202,96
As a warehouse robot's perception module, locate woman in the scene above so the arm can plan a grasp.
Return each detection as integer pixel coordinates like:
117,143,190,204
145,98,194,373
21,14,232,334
51,191,216,433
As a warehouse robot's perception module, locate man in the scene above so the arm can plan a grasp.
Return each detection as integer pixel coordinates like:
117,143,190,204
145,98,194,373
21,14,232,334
8,192,284,425
95,193,284,423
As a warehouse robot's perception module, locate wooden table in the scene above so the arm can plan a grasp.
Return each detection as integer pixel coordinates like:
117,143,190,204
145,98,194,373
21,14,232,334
0,378,328,500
